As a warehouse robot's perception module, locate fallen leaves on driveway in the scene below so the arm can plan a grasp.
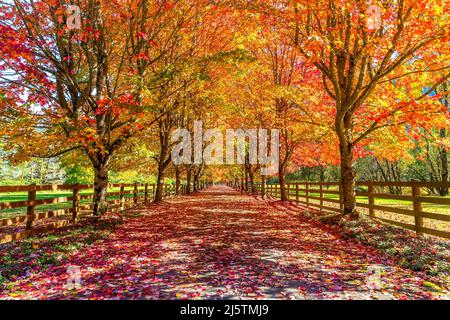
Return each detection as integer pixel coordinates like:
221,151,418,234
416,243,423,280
0,186,447,300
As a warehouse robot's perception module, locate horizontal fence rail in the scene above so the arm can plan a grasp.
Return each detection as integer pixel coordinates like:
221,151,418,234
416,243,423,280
0,181,207,244
229,181,450,240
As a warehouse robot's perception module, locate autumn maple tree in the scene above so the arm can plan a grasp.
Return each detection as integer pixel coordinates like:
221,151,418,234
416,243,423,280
0,0,449,218
0,1,161,214
0,0,238,210
286,0,450,216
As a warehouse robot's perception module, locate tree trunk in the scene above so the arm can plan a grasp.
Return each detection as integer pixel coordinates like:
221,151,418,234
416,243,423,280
186,166,192,193
439,128,448,196
40,161,44,184
279,171,288,201
93,163,109,216
244,165,248,192
154,173,164,203
175,166,181,195
193,171,199,192
320,166,325,182
261,174,266,198
193,165,203,191
154,135,171,203
340,140,357,217
248,169,255,193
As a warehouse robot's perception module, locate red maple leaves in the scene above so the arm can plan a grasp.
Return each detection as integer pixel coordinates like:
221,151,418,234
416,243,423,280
0,186,443,300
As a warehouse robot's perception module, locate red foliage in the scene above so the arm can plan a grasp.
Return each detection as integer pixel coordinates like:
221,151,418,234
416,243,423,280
0,187,439,300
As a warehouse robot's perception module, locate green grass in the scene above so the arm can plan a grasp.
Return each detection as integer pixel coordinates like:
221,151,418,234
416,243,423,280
0,188,152,219
264,188,450,232
283,190,450,212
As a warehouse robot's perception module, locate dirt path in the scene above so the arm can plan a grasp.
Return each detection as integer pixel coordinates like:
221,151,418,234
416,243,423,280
0,186,439,299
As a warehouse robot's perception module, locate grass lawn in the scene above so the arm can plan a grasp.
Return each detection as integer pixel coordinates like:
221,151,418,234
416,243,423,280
284,190,450,212
0,187,152,219
277,189,450,233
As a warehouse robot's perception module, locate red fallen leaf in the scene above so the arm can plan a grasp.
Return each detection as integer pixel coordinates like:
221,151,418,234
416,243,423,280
0,186,444,300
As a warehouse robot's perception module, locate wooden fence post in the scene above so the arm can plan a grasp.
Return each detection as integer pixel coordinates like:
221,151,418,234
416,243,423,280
133,182,138,207
368,184,375,217
411,180,423,236
26,183,37,230
144,183,148,205
2,179,449,243
120,183,125,211
72,187,79,222
319,183,323,211
305,182,309,208
262,181,266,198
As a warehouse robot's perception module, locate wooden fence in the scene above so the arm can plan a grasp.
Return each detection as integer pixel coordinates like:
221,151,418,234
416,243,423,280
230,181,450,239
0,182,206,244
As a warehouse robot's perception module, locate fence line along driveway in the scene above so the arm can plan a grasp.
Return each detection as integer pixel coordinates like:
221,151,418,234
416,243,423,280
230,181,450,239
0,186,444,300
0,182,206,244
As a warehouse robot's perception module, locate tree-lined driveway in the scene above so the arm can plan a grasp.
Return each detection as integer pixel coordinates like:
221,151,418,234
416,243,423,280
0,186,439,300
